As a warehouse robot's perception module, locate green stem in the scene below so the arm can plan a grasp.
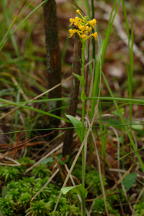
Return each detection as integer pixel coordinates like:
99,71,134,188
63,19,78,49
81,40,86,216
81,41,86,130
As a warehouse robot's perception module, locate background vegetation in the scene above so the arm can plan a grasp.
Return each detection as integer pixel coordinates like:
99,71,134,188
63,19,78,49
0,0,144,215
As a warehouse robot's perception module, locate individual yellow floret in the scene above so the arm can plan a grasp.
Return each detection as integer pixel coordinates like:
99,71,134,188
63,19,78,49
74,17,82,25
79,25,86,31
85,26,92,32
68,29,78,37
91,32,98,39
80,34,89,40
76,9,80,14
76,9,83,17
69,18,74,25
88,19,97,27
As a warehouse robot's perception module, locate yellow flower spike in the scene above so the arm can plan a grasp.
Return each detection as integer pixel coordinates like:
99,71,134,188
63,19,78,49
68,10,98,41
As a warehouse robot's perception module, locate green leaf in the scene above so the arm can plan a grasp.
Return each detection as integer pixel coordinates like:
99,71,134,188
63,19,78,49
66,115,84,141
122,173,137,191
61,184,87,199
131,121,143,131
61,186,75,195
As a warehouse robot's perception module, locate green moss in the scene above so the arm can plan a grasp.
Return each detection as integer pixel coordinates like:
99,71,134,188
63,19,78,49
32,164,51,178
92,198,120,216
92,198,105,214
85,169,106,195
18,157,35,166
134,202,144,216
26,200,50,216
0,197,14,216
0,166,21,182
0,158,80,216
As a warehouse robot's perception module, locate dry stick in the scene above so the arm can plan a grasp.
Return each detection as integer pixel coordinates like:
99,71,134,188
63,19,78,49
43,0,61,128
0,156,20,166
95,1,144,65
63,39,81,156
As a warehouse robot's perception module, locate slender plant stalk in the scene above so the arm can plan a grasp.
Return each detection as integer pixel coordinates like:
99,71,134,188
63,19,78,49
81,40,86,216
65,8,98,215
81,41,86,187
81,41,86,132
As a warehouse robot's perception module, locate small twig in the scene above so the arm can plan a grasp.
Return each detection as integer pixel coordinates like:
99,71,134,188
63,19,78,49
0,156,20,166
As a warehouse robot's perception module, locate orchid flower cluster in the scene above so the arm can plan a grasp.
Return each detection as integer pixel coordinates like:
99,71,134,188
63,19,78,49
69,10,98,41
